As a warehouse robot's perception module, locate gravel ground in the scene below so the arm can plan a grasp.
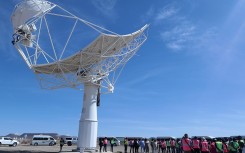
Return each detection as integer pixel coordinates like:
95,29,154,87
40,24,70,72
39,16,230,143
0,144,124,153
0,145,76,153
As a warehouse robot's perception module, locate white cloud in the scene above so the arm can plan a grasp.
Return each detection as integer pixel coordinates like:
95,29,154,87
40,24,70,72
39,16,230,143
155,5,179,22
140,3,220,53
161,24,196,51
166,42,183,51
91,0,117,18
141,3,201,51
141,3,179,24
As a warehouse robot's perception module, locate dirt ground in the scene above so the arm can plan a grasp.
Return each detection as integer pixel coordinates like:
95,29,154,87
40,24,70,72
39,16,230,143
0,144,124,153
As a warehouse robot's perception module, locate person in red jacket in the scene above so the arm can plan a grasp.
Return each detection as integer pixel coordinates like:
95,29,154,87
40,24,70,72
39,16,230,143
182,134,192,153
222,139,228,153
161,139,166,153
210,139,217,153
200,137,209,153
171,139,176,153
192,137,201,153
103,137,108,152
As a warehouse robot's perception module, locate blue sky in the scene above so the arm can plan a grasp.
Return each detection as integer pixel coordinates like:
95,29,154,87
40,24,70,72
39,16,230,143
1,0,245,138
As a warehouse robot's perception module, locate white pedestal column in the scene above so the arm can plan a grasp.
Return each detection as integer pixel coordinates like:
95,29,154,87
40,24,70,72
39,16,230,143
78,82,99,153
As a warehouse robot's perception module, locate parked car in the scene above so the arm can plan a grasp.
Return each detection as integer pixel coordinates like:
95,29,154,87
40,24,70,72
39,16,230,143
63,136,78,146
31,135,56,146
0,137,19,147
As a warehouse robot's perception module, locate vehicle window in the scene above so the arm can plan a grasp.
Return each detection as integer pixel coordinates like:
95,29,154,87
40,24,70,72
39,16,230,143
33,137,41,140
34,137,45,140
50,138,54,140
43,138,48,140
4,138,9,140
66,138,72,140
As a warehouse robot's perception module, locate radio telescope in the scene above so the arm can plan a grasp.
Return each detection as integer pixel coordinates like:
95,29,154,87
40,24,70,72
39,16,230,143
11,0,148,152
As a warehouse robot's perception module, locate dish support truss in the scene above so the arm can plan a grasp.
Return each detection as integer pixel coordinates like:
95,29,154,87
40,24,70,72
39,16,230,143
11,0,148,152
11,0,149,93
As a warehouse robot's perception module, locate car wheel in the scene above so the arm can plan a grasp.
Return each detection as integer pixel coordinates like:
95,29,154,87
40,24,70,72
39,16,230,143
34,143,38,146
67,141,72,146
12,142,17,147
49,142,54,146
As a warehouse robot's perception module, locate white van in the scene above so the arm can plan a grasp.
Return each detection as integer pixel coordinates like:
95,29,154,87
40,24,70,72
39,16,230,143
31,135,56,146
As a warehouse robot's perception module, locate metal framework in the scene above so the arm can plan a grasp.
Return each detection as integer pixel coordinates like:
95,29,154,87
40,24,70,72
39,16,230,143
11,0,148,152
12,0,149,92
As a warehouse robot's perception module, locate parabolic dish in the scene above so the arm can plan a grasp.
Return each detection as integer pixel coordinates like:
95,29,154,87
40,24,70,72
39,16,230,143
11,0,149,91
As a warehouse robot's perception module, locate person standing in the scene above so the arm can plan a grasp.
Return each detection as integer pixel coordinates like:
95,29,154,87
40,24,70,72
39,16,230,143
152,139,157,153
200,137,209,153
210,139,217,153
124,138,129,153
161,139,166,153
192,137,201,153
175,139,181,153
171,139,176,153
59,137,65,152
99,138,104,152
157,140,161,153
151,139,154,153
215,139,223,153
166,139,171,153
137,139,140,153
134,139,137,153
145,139,150,153
238,136,244,153
182,134,192,153
222,139,228,153
134,139,140,153
228,138,239,153
103,137,108,152
110,138,115,152
130,139,134,153
139,139,145,153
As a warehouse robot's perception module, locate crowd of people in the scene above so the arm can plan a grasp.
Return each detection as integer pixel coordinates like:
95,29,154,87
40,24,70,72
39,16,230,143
99,137,118,152
120,134,244,153
98,134,244,153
